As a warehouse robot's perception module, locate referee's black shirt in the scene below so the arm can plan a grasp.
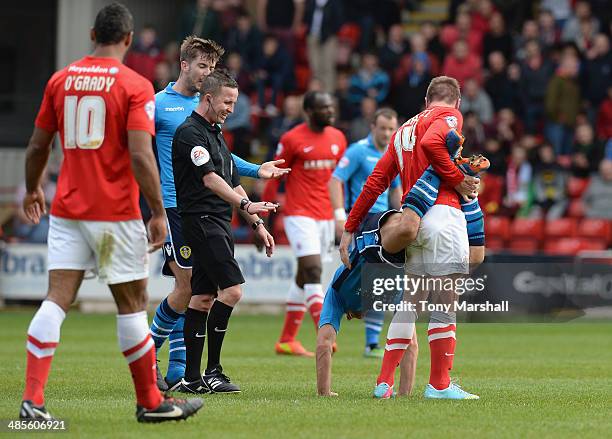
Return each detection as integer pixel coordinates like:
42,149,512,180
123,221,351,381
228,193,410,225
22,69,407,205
172,110,240,221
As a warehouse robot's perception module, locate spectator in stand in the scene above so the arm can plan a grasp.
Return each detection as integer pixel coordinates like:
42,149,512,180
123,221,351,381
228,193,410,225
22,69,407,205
582,33,612,120
440,11,483,56
562,0,600,43
163,42,180,78
178,0,222,42
304,0,344,93
13,172,56,243
153,60,172,93
420,21,445,65
596,86,612,140
484,52,514,112
520,40,554,133
572,18,597,54
379,24,408,72
254,34,295,117
537,9,560,50
257,0,304,56
573,123,605,172
483,138,506,175
267,95,304,159
393,53,431,120
490,108,523,150
541,0,572,30
545,54,581,156
462,111,486,152
514,20,540,62
226,52,254,95
348,96,376,143
582,159,612,219
460,78,494,124
224,92,252,159
470,0,495,36
225,11,263,71
530,143,569,220
348,52,390,109
124,25,164,83
482,12,513,67
334,70,353,129
503,145,532,217
442,39,482,87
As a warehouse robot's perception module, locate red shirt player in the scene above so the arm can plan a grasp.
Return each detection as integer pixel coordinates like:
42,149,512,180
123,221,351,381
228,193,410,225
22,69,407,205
19,3,202,423
263,91,347,357
340,77,481,400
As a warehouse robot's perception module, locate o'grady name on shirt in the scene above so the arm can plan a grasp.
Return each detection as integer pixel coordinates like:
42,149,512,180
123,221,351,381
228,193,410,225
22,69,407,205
64,75,116,93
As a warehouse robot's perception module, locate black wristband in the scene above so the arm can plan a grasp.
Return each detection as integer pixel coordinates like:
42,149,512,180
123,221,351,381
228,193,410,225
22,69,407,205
251,219,264,230
240,198,250,211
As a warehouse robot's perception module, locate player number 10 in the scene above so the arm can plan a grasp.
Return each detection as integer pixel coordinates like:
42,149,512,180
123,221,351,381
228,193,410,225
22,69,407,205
64,95,106,149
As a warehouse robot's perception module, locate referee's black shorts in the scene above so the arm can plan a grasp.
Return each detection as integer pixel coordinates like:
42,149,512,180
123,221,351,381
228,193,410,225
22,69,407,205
181,214,245,296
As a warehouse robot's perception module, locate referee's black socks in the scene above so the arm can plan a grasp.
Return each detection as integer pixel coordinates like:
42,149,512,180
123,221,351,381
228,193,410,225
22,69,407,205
184,307,208,382
205,300,234,374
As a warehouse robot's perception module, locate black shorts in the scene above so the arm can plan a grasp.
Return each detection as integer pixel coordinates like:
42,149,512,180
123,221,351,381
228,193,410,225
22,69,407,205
162,207,192,276
181,214,245,296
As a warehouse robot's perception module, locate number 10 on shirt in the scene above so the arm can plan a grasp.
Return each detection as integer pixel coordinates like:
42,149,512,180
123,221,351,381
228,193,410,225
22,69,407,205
63,95,106,149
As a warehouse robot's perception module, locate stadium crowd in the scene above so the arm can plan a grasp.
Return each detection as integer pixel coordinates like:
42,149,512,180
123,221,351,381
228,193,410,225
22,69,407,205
3,0,612,254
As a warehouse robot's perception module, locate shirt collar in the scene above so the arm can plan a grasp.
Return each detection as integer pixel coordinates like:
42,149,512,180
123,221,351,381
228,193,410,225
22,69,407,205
166,82,199,100
191,110,221,133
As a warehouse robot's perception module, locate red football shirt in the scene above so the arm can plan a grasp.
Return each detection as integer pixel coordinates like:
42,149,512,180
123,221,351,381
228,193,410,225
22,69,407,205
35,56,155,221
262,123,347,220
345,106,465,232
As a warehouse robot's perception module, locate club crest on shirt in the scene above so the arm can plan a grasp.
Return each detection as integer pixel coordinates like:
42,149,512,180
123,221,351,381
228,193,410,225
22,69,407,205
180,246,192,259
144,100,155,120
191,146,209,166
338,157,349,168
445,116,458,128
331,144,340,155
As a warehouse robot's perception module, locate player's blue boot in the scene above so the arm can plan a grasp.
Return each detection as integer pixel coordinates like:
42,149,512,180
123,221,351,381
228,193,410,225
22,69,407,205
373,382,394,399
423,383,479,400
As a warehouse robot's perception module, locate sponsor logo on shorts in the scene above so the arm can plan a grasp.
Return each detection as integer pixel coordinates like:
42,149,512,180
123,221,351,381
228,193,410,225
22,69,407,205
180,246,192,259
164,243,173,257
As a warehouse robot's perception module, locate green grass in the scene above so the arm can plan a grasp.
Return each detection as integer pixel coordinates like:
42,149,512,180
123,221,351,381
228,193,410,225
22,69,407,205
0,310,611,438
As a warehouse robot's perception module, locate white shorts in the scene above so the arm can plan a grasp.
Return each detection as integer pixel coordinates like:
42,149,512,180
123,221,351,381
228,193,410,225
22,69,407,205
405,205,469,276
283,216,335,261
48,215,149,284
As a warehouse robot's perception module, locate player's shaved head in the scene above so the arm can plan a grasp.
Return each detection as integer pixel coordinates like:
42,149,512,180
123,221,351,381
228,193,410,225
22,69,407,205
199,68,238,98
93,2,133,45
180,36,225,64
426,76,461,106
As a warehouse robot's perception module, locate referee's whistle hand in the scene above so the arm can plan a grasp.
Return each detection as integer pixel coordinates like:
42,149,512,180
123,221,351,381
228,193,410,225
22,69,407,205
147,214,167,253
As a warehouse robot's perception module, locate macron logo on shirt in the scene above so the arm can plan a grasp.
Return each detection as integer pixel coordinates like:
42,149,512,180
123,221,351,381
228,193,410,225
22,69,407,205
164,106,185,112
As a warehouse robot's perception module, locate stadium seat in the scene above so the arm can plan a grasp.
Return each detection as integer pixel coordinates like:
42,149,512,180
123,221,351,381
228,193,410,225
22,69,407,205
484,216,511,241
545,238,607,255
545,218,578,239
578,218,612,245
485,236,505,251
510,218,544,241
508,237,540,253
567,199,585,218
567,177,590,198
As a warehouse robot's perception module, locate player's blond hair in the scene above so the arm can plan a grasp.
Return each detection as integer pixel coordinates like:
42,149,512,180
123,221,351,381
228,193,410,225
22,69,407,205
180,36,225,64
426,76,461,105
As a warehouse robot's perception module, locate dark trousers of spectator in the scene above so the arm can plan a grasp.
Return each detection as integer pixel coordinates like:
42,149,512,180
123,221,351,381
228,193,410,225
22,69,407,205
257,74,284,109
545,122,574,156
524,102,544,134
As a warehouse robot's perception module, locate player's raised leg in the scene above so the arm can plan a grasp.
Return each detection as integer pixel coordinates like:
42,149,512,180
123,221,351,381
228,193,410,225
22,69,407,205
20,269,82,420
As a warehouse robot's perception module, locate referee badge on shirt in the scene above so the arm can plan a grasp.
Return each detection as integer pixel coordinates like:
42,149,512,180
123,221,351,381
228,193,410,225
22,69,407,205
180,246,192,259
191,146,210,166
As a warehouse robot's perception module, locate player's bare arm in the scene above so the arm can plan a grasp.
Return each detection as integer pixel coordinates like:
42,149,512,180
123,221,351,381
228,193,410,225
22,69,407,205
23,127,54,224
328,176,346,239
128,130,167,251
258,159,291,179
316,324,338,396
234,184,276,257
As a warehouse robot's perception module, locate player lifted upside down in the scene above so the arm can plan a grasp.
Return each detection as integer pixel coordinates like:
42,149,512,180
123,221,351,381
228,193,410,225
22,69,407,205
263,91,347,357
19,3,201,422
340,76,485,400
317,122,489,397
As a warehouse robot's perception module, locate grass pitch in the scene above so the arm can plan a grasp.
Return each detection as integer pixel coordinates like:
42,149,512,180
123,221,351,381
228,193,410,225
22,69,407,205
0,310,611,438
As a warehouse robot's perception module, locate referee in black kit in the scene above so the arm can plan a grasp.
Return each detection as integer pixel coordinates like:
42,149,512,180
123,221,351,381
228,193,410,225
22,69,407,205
172,69,278,393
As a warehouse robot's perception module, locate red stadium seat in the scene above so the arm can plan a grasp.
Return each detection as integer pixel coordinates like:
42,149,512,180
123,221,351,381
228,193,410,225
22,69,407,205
567,177,590,199
508,237,540,253
510,218,544,241
545,238,607,255
567,199,585,218
545,218,578,239
485,236,505,251
578,218,612,245
484,216,511,241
